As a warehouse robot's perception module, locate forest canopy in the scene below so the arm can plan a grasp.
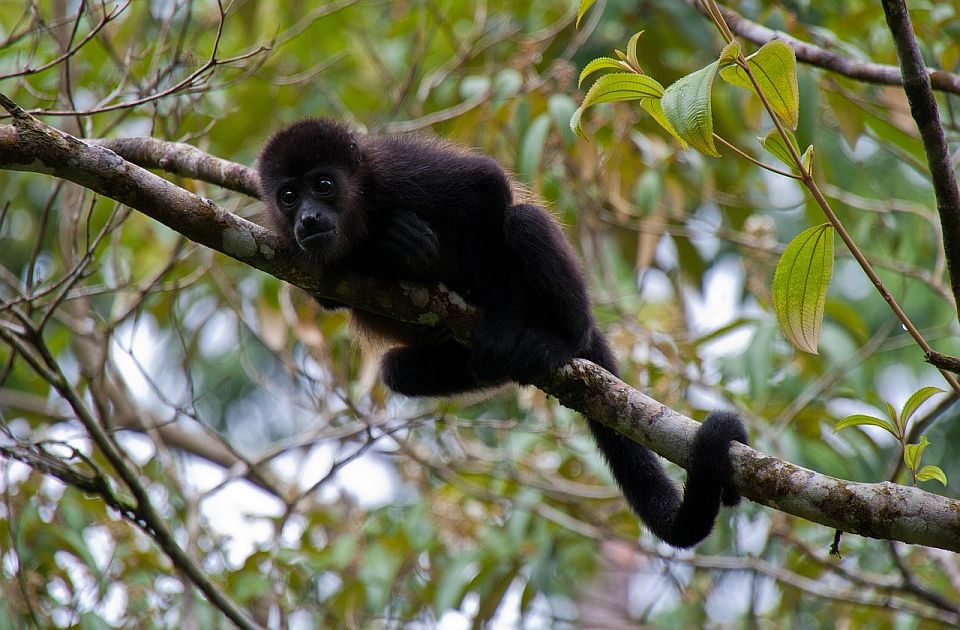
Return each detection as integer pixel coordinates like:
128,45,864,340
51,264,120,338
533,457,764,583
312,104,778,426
1,1,960,628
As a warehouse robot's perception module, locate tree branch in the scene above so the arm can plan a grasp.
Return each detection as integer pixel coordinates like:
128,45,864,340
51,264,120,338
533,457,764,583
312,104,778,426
2,105,960,553
692,1,960,96
92,136,260,198
880,0,960,320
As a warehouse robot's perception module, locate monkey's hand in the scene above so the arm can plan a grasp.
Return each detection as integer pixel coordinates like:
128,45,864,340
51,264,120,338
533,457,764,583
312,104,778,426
380,211,440,277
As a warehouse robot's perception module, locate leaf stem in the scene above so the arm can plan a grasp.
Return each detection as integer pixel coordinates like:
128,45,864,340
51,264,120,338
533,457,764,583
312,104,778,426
713,134,801,179
704,0,960,395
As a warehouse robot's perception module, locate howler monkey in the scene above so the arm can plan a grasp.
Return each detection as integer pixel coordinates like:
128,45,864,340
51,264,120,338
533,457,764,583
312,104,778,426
258,119,747,548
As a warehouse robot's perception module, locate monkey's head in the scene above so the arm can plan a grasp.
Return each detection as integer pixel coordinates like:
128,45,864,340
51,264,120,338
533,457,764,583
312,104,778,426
257,119,366,262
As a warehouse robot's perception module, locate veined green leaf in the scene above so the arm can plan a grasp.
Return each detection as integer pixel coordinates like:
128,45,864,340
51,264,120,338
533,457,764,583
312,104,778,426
640,97,687,148
833,414,897,437
719,40,741,64
772,224,834,353
900,386,945,426
577,0,598,27
626,30,645,70
761,127,802,169
917,465,948,486
661,61,721,157
885,401,900,432
571,73,665,136
578,57,631,87
903,435,930,471
719,40,799,129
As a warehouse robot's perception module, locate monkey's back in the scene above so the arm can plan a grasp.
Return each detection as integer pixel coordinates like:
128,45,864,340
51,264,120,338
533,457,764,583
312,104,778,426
361,134,514,219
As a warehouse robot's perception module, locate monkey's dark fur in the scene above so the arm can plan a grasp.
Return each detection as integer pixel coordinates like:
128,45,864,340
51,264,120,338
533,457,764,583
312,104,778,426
258,119,747,548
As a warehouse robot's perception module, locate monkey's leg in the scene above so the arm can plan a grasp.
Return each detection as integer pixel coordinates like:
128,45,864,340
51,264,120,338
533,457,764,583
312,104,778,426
470,317,581,384
381,340,490,396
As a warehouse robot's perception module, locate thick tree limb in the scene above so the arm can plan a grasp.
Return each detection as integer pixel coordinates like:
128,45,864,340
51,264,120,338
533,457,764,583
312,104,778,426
693,1,960,96
2,109,960,553
880,0,960,319
92,136,260,198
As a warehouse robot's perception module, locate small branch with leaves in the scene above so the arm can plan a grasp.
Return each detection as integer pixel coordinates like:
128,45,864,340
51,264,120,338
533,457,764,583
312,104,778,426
573,0,960,396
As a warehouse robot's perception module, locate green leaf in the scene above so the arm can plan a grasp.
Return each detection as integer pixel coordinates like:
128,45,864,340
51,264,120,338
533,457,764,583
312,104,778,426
772,224,835,353
640,97,687,148
518,114,551,182
833,414,898,437
626,31,645,70
900,386,946,426
719,40,799,129
578,57,631,88
719,40,741,64
576,0,598,27
761,127,801,169
825,89,865,147
917,465,948,486
885,401,900,432
661,61,721,157
801,144,814,172
435,553,479,612
903,435,929,471
571,73,665,136
823,299,869,343
548,94,578,145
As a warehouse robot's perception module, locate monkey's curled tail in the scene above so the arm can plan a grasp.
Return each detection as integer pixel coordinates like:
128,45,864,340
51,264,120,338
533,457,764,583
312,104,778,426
581,335,747,548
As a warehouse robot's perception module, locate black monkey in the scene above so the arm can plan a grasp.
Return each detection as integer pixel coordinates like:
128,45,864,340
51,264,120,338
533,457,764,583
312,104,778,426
257,119,747,548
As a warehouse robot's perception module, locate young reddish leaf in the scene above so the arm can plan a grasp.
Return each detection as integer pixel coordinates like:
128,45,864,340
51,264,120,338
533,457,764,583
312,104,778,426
661,61,721,157
772,224,834,353
917,465,948,486
833,414,898,437
900,386,945,427
719,40,799,129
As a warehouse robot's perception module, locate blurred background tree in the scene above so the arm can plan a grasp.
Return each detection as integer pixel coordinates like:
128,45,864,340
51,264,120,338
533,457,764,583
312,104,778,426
1,0,959,627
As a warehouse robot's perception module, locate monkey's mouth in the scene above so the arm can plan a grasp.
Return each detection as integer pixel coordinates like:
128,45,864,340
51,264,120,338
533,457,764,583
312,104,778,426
297,228,336,252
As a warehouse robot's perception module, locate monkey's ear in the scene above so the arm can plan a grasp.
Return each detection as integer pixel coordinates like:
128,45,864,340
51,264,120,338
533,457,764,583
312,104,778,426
348,141,363,168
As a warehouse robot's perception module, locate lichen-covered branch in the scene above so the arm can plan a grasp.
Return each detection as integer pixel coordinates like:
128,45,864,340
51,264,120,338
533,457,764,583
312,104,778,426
2,106,959,553
92,136,261,198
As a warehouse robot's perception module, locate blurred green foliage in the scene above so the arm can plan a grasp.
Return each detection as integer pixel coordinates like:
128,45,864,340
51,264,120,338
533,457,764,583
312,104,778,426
1,0,959,627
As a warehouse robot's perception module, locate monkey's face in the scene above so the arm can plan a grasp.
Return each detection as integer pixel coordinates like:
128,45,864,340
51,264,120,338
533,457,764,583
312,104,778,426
258,119,366,263
270,168,347,258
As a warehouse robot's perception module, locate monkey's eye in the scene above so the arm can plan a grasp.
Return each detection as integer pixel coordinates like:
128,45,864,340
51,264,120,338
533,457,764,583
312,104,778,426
315,177,335,196
278,188,299,208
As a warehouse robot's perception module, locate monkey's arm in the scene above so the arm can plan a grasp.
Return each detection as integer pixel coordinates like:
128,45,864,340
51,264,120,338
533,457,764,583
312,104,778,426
374,210,440,279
